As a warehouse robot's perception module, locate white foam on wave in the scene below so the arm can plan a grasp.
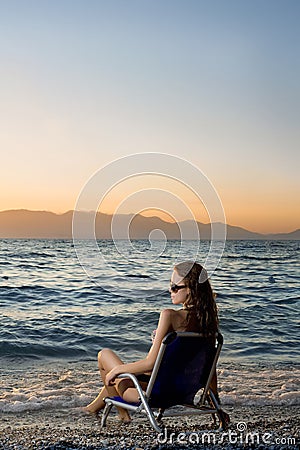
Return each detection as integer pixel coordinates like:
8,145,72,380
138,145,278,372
0,362,97,413
218,366,300,406
0,361,299,413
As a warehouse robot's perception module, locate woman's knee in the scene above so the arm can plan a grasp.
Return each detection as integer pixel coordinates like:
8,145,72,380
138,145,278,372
98,348,114,363
117,378,133,395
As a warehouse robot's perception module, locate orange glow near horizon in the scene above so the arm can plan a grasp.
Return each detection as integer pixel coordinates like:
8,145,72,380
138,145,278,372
0,203,298,234
83,174,298,234
1,176,299,234
97,174,211,225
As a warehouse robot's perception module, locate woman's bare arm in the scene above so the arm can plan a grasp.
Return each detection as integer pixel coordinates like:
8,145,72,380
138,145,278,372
105,309,174,385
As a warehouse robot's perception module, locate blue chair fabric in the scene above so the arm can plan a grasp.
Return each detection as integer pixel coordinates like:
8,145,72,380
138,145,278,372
101,331,227,432
149,333,216,408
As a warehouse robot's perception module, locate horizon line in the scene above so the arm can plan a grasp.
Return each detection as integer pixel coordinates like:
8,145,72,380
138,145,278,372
0,208,299,236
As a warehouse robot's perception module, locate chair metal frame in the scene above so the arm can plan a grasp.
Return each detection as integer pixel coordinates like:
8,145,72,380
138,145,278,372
101,331,226,432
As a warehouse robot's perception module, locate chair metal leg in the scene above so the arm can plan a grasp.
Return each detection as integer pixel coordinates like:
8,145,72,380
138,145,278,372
100,403,113,429
209,390,230,431
138,397,164,433
211,413,217,427
157,408,165,421
116,372,164,433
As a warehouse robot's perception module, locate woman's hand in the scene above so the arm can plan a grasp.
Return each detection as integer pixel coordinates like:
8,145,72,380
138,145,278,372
105,367,120,386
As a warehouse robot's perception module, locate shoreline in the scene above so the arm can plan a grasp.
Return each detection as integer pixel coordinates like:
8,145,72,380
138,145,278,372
1,405,299,449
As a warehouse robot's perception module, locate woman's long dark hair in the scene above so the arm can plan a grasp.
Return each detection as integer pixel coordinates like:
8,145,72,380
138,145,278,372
174,261,219,335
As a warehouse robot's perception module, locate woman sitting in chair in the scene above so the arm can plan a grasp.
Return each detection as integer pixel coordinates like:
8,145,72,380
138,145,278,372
84,261,221,422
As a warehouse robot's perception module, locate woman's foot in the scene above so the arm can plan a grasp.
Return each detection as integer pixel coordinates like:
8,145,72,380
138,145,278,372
83,405,131,423
117,409,131,423
82,405,100,415
219,409,230,430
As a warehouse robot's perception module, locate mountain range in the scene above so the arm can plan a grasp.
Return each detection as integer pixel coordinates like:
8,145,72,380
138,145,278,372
0,210,299,240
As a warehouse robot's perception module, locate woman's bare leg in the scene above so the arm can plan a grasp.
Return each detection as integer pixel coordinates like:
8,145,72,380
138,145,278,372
85,349,131,421
84,385,108,413
117,378,143,404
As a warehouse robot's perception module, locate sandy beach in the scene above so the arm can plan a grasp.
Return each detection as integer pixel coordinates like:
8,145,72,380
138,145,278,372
1,405,299,449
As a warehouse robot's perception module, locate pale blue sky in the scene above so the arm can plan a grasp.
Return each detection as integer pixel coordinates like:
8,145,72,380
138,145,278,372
1,0,299,232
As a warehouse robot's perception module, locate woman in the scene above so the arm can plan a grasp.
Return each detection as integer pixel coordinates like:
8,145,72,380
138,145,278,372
84,261,220,422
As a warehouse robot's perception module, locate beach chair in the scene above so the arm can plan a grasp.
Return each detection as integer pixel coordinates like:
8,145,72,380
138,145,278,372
101,331,229,432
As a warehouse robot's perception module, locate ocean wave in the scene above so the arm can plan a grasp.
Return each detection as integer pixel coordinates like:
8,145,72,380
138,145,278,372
0,341,89,359
0,239,299,366
224,254,293,261
125,274,152,279
0,361,299,414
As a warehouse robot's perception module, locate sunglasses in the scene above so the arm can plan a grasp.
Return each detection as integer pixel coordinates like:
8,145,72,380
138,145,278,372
170,283,186,293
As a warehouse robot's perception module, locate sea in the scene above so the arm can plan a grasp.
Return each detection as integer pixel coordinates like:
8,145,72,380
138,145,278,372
0,239,299,414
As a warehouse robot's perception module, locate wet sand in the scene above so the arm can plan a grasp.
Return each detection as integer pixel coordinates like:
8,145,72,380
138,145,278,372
0,405,299,449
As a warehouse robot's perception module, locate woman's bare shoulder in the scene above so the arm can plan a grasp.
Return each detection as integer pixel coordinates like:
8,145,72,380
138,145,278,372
160,307,182,317
160,308,187,329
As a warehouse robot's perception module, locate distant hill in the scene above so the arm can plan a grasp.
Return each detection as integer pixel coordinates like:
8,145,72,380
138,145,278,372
0,209,299,240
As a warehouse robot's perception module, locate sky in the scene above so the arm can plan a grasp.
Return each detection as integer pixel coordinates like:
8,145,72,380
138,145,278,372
1,0,299,233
